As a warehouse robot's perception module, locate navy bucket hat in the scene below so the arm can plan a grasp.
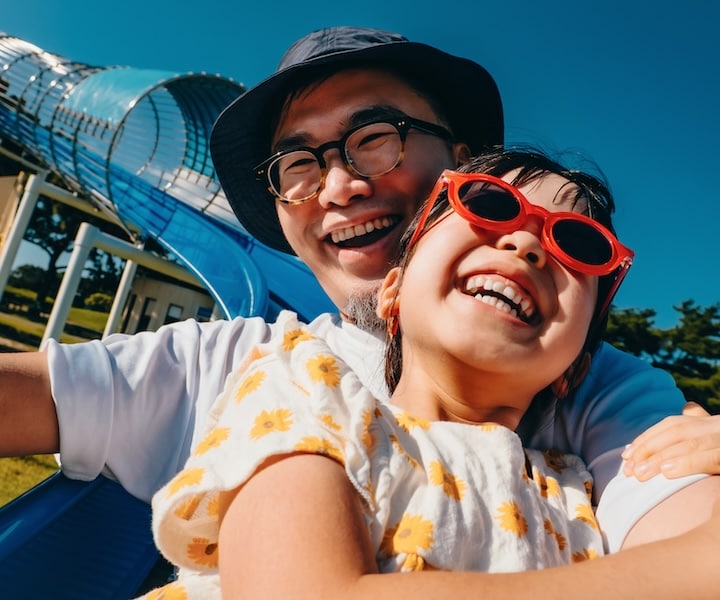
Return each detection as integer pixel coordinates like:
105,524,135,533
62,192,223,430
210,26,504,254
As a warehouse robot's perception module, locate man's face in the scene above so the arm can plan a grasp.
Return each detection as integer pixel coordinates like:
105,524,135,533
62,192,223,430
272,69,463,312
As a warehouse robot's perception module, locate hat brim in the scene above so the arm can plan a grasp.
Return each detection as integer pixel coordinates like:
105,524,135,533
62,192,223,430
210,41,504,254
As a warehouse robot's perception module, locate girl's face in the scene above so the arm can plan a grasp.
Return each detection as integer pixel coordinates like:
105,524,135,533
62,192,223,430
381,170,598,412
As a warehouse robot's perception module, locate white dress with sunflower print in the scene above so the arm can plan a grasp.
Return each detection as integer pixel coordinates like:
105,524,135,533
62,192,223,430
141,312,604,599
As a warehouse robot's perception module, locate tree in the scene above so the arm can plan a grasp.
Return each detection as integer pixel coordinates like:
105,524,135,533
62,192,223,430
605,301,720,413
605,307,662,357
75,248,124,307
654,301,720,411
8,264,46,292
21,195,85,316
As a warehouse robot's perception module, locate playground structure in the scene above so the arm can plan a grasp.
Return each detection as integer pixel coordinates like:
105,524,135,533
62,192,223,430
0,33,333,597
0,32,333,323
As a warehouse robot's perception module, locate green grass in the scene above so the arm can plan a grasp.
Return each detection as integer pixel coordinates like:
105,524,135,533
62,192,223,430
0,311,47,336
0,455,59,506
4,285,36,300
68,306,109,332
0,292,110,348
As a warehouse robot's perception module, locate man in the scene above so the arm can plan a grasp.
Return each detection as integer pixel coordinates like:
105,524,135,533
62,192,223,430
1,26,717,566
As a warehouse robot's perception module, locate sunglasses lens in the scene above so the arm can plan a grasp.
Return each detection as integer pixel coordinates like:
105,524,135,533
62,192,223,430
551,220,613,266
458,182,521,221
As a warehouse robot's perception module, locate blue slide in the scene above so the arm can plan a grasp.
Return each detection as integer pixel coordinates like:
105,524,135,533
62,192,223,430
0,34,333,596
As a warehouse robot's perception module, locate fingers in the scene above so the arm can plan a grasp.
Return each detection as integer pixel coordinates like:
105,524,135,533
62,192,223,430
657,449,720,478
683,401,710,417
623,407,720,480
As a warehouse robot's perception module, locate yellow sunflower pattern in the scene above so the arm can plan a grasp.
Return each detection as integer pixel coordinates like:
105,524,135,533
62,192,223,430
194,427,230,456
572,548,599,562
294,436,344,464
496,500,529,536
388,433,420,469
381,513,435,568
144,581,188,600
575,503,599,531
396,412,431,432
543,448,567,473
360,408,375,451
234,370,265,403
429,461,467,501
319,413,342,431
250,408,293,439
306,353,341,388
206,494,220,517
166,467,204,498
535,471,561,498
148,314,604,598
186,537,219,568
544,518,568,551
173,496,202,521
478,422,499,431
282,328,315,351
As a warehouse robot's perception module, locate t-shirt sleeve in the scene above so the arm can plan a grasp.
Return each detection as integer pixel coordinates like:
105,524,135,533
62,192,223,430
151,315,375,572
46,315,274,502
533,343,686,493
546,342,707,550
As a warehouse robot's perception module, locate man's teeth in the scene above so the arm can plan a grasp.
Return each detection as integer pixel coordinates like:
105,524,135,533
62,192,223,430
464,275,536,322
330,217,394,243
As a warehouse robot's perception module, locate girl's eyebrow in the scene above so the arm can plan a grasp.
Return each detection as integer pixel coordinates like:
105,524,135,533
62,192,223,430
553,184,590,214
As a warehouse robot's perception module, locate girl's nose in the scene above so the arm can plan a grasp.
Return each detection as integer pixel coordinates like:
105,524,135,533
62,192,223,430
495,228,547,269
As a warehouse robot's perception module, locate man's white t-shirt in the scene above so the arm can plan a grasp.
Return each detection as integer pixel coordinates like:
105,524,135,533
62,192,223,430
46,311,701,552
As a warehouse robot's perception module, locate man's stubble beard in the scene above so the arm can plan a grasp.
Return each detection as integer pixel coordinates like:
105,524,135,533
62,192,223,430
343,286,386,334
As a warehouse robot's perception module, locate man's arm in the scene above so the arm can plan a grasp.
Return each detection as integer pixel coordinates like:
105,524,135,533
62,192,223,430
0,351,58,455
622,475,720,548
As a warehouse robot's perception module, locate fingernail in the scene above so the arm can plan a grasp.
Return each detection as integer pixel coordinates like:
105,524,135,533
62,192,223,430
660,461,676,474
621,444,633,459
635,463,649,475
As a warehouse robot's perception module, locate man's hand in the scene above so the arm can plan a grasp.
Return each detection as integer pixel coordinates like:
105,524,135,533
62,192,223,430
622,402,720,480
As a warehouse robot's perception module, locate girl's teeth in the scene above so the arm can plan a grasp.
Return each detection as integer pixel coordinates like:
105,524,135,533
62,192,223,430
466,275,536,322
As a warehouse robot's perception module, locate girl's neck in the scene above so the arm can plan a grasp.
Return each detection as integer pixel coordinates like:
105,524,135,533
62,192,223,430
389,368,533,430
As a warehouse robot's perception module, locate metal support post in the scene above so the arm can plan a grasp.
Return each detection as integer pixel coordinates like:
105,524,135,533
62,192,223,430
0,172,47,301
41,222,97,346
102,246,141,338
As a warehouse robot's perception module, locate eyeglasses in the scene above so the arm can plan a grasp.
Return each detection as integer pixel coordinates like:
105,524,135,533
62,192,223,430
255,116,454,204
409,170,634,316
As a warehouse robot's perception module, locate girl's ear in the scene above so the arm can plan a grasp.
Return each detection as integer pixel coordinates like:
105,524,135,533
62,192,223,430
377,267,401,320
453,142,472,167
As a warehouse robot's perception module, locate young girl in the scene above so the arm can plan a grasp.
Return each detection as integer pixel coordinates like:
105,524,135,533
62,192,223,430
139,150,715,599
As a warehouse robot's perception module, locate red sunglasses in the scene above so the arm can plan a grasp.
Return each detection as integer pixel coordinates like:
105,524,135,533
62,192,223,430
409,170,635,317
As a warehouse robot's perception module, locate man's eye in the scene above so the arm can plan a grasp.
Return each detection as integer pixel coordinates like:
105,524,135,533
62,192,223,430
354,131,394,151
280,155,316,174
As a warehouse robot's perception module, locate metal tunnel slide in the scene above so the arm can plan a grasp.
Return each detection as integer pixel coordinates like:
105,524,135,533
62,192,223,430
0,33,333,320
0,34,334,597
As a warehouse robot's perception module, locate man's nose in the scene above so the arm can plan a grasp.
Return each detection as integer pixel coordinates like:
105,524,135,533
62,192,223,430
316,150,372,208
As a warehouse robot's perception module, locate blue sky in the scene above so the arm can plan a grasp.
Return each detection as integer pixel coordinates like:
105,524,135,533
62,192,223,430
3,0,718,327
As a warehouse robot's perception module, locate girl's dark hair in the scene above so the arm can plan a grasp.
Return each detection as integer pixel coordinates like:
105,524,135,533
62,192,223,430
384,146,621,395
